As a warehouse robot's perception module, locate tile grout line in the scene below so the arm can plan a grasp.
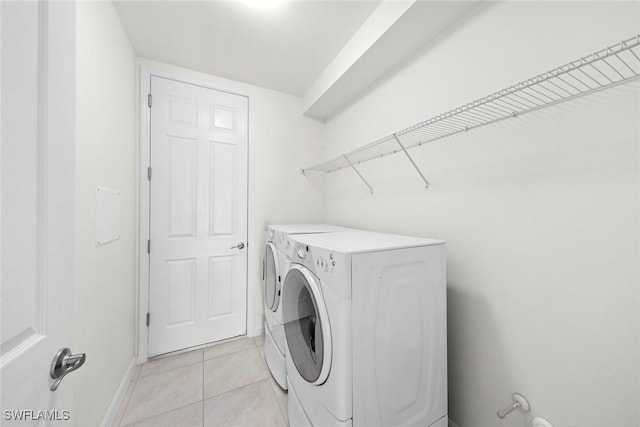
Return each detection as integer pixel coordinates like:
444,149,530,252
149,335,251,361
121,354,204,426
122,361,204,426
204,376,273,404
122,398,204,427
267,377,288,424
203,343,257,362
117,374,139,427
139,358,202,379
254,335,288,424
124,338,262,426
202,346,270,402
255,334,288,425
201,340,265,407
203,374,270,402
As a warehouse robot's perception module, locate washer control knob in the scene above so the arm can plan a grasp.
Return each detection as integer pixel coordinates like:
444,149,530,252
297,248,305,259
330,253,334,260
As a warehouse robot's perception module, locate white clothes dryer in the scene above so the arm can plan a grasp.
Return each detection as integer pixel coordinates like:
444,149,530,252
282,231,448,427
262,224,350,390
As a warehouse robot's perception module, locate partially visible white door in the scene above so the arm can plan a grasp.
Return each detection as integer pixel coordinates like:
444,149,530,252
148,77,248,356
1,1,76,424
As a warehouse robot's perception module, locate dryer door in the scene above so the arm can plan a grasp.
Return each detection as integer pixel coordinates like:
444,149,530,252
263,242,280,312
283,264,332,385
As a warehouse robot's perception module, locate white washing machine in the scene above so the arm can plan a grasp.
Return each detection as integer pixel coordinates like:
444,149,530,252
263,224,350,390
282,230,448,427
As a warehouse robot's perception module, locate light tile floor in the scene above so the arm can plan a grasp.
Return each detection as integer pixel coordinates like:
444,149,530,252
112,335,288,427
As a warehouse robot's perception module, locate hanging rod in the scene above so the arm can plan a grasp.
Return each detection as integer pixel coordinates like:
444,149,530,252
301,34,640,184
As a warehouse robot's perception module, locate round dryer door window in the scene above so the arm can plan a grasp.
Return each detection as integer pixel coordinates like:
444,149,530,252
263,243,280,312
283,264,332,385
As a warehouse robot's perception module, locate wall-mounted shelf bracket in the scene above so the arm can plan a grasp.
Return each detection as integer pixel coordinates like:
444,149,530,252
394,134,429,189
343,154,373,193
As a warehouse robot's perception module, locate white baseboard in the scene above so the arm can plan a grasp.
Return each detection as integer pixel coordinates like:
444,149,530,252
448,419,459,427
101,358,137,427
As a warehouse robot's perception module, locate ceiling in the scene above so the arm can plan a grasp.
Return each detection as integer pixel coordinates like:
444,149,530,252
114,0,482,120
114,0,381,96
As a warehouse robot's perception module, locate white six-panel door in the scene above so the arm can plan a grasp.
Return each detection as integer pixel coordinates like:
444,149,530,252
148,77,248,356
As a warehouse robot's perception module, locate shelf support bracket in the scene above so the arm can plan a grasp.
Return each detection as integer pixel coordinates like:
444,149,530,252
393,135,429,189
343,155,373,194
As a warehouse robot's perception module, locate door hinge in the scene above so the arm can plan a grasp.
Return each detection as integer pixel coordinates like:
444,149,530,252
146,312,150,326
147,167,152,181
147,239,150,254
148,93,152,108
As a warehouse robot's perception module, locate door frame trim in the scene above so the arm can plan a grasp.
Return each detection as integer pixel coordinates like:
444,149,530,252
137,63,254,363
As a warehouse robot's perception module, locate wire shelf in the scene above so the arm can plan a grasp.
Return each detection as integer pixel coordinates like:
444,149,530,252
301,34,640,191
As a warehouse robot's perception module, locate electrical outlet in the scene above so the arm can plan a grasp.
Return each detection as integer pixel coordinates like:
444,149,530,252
532,417,554,427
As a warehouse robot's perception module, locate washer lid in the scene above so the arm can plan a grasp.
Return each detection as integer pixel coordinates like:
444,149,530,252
263,243,280,312
283,264,332,385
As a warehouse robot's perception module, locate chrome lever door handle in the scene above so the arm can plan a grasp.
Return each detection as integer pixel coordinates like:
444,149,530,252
50,348,86,391
230,242,245,250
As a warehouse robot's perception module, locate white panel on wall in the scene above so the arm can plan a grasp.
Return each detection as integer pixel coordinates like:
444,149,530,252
96,187,121,246
208,256,234,318
210,141,236,236
169,136,197,238
166,258,196,326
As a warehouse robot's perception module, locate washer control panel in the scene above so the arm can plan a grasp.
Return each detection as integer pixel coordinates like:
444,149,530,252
314,252,336,273
290,240,350,299
292,243,337,275
293,243,336,274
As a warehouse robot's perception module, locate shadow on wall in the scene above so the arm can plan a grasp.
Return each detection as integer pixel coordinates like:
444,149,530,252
325,2,494,122
447,285,535,427
301,170,328,196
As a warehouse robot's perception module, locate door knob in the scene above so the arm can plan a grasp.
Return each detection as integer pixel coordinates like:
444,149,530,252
230,242,245,250
50,348,86,391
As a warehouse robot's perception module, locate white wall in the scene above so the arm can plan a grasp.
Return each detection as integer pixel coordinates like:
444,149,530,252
320,3,640,427
74,4,325,421
75,2,137,426
137,59,326,340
